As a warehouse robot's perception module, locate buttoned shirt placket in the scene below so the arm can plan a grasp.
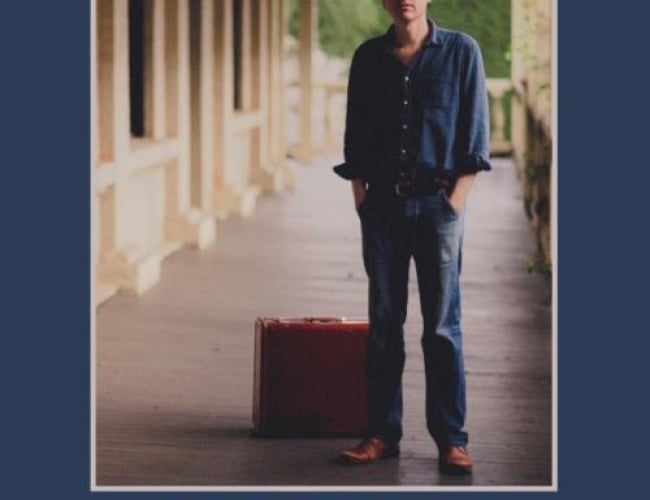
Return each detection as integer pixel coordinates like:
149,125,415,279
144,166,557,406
390,40,431,185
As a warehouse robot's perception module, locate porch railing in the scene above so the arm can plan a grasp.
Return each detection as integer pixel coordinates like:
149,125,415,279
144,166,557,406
286,77,514,158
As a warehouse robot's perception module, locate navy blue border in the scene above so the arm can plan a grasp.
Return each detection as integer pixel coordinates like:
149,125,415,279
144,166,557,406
4,0,93,497
5,0,646,498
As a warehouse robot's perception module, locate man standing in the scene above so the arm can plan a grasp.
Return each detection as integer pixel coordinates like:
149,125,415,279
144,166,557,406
334,0,491,474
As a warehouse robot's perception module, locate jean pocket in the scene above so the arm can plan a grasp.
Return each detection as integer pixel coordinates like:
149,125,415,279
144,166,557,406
440,190,459,218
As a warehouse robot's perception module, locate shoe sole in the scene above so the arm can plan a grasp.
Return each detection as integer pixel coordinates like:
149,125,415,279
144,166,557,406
337,449,400,465
438,462,473,475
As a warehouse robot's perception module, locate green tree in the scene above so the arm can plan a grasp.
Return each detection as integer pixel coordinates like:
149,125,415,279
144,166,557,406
429,0,511,77
287,0,510,78
287,0,390,58
317,0,390,58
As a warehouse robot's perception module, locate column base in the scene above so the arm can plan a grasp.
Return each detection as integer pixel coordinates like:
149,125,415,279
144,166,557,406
214,185,261,219
289,144,312,165
96,242,181,303
165,209,216,250
253,160,296,194
280,161,296,190
253,165,284,194
95,282,118,306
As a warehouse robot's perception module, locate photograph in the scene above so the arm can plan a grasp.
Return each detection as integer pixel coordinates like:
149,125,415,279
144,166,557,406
91,0,556,491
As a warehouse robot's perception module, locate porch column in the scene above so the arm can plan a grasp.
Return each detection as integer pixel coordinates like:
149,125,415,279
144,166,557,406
510,0,527,173
96,0,146,296
188,0,217,214
296,0,317,163
249,0,288,193
144,0,166,140
164,0,216,249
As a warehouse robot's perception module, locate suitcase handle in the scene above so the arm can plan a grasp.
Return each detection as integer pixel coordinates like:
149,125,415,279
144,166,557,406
305,317,342,323
265,317,365,324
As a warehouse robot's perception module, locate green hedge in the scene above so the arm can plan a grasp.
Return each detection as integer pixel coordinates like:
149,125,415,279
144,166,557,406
287,0,510,78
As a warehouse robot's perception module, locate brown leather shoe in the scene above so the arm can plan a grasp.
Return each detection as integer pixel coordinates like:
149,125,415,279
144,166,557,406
439,446,473,474
338,438,399,465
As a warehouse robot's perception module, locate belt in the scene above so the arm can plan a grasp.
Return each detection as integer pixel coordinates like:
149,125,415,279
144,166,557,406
394,178,448,197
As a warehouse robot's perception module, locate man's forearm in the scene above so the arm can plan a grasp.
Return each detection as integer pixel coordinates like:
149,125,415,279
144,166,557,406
351,178,367,209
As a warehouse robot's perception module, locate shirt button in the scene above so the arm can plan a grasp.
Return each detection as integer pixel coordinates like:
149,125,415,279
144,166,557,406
403,100,408,106
400,149,406,154
404,75,410,82
402,124,408,130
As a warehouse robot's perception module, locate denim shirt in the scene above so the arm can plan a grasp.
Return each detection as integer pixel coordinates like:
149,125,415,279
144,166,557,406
334,20,491,185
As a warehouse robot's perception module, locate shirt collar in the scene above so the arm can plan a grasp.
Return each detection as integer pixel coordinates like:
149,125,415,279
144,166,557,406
381,18,443,49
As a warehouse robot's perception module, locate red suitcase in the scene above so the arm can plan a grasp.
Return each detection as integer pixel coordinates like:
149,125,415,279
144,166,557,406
252,317,368,436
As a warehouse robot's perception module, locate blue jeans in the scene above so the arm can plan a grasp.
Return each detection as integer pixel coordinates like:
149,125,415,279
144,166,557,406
358,189,468,451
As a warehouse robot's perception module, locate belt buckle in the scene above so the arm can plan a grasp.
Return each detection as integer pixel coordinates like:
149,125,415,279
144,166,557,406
395,181,412,197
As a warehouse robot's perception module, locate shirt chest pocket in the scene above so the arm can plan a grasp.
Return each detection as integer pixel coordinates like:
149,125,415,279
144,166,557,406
417,77,454,109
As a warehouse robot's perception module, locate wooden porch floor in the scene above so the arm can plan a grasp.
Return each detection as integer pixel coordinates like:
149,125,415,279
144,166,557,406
95,154,553,489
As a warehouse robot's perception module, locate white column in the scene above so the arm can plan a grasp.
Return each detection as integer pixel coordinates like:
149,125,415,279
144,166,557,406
111,0,132,250
240,0,254,111
97,0,159,296
256,0,268,167
297,0,317,163
510,0,527,172
213,0,234,194
164,0,215,248
198,0,215,212
144,0,166,139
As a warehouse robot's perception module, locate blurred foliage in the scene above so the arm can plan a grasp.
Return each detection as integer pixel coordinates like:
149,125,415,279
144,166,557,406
286,0,511,78
287,0,390,59
522,126,552,281
430,0,511,77
526,256,552,283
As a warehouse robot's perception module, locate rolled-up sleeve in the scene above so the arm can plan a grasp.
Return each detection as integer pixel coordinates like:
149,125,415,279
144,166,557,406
456,38,492,174
333,47,373,181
